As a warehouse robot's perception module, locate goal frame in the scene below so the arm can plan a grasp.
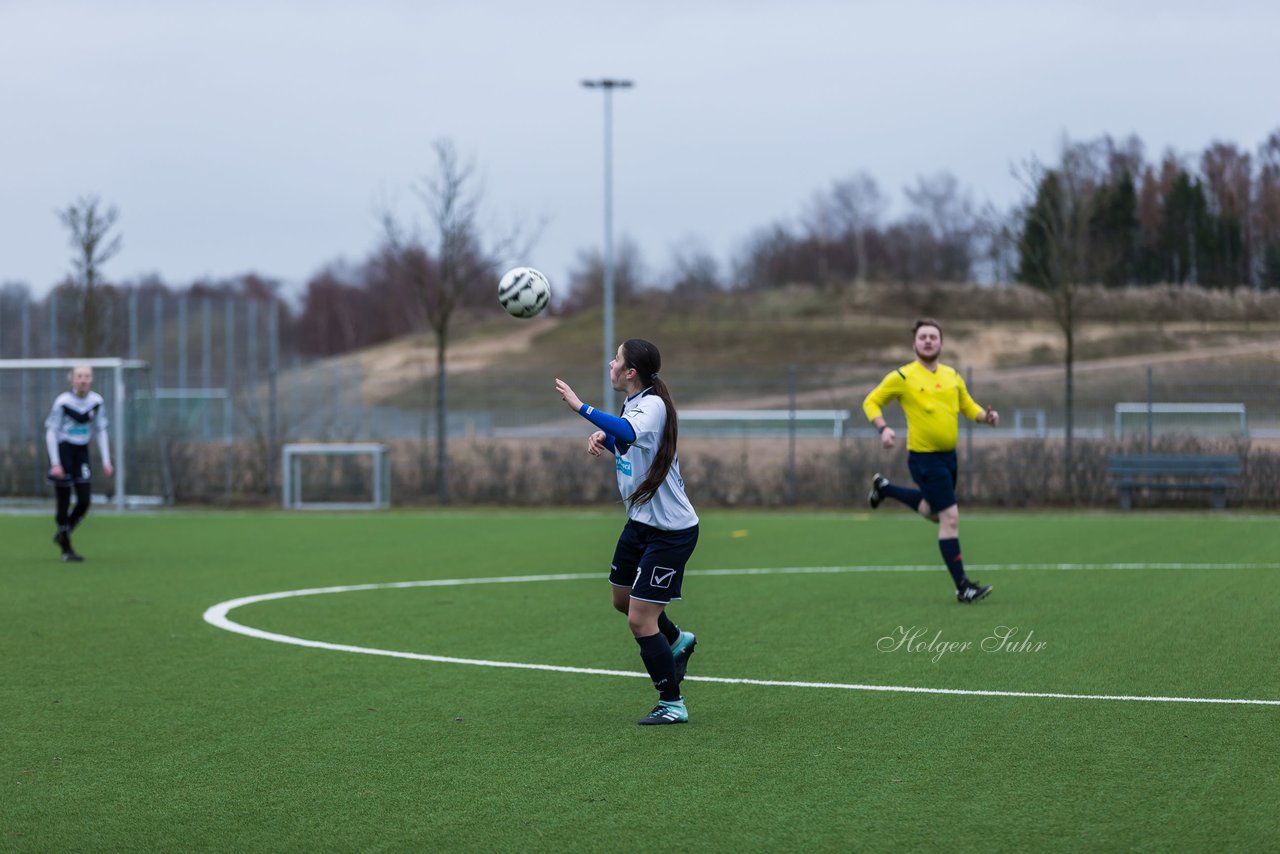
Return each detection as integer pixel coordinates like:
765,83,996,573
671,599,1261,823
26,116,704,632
1113,402,1248,439
281,443,391,510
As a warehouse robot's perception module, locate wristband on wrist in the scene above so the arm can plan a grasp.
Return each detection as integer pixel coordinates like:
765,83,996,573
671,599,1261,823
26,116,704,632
877,424,888,434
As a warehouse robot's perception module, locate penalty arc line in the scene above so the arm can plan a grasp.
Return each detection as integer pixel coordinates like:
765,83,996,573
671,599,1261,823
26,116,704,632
202,565,1280,708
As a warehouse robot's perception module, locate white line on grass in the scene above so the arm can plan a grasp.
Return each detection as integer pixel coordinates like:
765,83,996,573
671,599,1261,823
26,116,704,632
202,564,1280,707
696,562,1280,575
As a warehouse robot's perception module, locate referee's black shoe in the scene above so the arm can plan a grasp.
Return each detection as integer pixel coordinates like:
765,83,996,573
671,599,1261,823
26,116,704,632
868,473,890,509
956,581,992,603
61,549,84,563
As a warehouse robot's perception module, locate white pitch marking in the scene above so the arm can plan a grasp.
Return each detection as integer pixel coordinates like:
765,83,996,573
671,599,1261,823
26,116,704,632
202,564,1280,707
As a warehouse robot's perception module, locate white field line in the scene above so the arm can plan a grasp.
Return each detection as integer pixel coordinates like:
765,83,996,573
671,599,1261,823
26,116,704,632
202,564,1280,707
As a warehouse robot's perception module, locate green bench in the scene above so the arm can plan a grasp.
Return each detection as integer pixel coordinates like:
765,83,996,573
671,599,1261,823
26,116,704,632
1106,454,1242,510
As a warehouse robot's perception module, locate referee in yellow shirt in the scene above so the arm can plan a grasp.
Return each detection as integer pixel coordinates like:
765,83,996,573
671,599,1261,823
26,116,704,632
862,319,1000,603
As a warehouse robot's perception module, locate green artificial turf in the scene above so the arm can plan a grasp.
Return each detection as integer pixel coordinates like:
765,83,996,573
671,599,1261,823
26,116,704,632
3,509,1278,851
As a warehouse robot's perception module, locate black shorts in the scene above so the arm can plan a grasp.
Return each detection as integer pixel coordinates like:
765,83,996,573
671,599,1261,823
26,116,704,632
908,450,959,514
609,519,699,605
49,442,92,486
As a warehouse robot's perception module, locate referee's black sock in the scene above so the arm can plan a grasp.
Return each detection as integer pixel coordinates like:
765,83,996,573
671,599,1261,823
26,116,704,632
939,537,967,589
656,612,681,645
635,632,680,701
883,482,924,511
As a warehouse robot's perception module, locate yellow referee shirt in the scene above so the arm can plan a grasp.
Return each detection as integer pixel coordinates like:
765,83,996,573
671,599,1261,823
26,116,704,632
862,361,985,453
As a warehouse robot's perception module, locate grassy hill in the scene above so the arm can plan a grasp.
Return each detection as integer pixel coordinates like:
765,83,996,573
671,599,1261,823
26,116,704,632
341,282,1280,421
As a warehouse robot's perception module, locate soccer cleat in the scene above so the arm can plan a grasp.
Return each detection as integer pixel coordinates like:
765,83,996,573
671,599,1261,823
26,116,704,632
61,549,84,563
868,473,890,509
637,698,688,726
671,630,697,683
956,582,992,603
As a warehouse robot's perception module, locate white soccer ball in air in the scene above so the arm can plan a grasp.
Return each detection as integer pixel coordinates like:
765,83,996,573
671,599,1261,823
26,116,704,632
498,266,551,319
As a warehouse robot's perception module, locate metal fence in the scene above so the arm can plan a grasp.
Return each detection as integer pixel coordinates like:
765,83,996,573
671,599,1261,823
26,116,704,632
2,289,1277,506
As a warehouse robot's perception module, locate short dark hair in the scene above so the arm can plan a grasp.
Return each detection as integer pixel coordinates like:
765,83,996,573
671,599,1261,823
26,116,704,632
913,318,942,339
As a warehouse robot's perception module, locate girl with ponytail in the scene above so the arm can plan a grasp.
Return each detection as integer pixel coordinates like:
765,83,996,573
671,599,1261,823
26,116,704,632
555,338,700,726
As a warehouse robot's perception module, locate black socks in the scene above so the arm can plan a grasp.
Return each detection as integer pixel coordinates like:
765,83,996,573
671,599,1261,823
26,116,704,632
656,612,681,645
883,481,924,511
636,633,680,701
67,482,92,529
55,485,72,527
939,537,967,589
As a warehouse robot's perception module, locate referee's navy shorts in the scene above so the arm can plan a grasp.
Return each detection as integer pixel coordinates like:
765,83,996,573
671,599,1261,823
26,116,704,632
908,450,959,514
609,519,699,605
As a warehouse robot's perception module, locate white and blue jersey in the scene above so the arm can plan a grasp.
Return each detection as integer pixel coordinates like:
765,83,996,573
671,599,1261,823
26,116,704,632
615,391,699,531
45,391,111,467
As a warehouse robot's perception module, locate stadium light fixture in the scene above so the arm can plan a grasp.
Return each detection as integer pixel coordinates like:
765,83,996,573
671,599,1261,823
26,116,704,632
581,78,633,410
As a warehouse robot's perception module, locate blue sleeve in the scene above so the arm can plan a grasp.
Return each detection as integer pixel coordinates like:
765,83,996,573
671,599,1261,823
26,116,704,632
578,404,637,443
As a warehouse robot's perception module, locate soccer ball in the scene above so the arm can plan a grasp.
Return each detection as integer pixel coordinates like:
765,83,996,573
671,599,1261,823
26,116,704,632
498,266,551,319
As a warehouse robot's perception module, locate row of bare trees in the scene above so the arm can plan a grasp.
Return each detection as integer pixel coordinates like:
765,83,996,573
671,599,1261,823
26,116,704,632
736,131,1280,294
13,129,1280,507
31,130,1276,368
1019,133,1280,290
736,171,984,290
1012,131,1280,497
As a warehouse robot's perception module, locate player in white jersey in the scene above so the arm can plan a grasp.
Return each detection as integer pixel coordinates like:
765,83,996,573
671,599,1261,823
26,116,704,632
45,365,113,562
555,339,700,726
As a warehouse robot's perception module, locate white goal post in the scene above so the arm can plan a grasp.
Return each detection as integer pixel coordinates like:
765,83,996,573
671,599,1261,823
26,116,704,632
282,443,391,510
0,357,171,510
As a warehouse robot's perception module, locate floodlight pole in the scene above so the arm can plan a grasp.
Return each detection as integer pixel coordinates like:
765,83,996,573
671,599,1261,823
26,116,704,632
581,78,633,411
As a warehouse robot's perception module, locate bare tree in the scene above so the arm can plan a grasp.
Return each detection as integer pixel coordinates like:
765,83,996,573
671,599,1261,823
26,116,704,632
58,196,122,356
1200,141,1254,287
1257,131,1280,287
1016,142,1115,497
380,139,527,504
565,236,646,309
664,236,722,299
804,172,887,286
904,172,977,281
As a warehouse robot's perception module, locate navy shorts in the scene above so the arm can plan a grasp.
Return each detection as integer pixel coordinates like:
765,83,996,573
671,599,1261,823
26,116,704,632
908,450,958,514
609,520,699,605
49,442,92,486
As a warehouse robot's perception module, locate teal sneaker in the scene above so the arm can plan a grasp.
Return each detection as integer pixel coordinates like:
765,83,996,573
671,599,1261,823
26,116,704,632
637,698,688,726
671,630,697,683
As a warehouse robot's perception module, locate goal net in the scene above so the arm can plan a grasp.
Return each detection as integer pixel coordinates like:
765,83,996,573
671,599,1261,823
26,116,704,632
282,443,391,510
679,409,852,438
0,358,174,508
134,388,232,442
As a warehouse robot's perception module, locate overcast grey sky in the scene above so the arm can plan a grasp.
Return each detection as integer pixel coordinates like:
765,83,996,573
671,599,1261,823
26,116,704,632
2,0,1277,298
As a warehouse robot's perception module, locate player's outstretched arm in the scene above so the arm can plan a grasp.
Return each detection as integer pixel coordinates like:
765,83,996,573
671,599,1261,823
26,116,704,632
554,378,584,411
555,378,636,443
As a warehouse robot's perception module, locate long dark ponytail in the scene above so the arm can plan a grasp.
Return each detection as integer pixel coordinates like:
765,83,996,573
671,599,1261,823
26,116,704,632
621,339,678,508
